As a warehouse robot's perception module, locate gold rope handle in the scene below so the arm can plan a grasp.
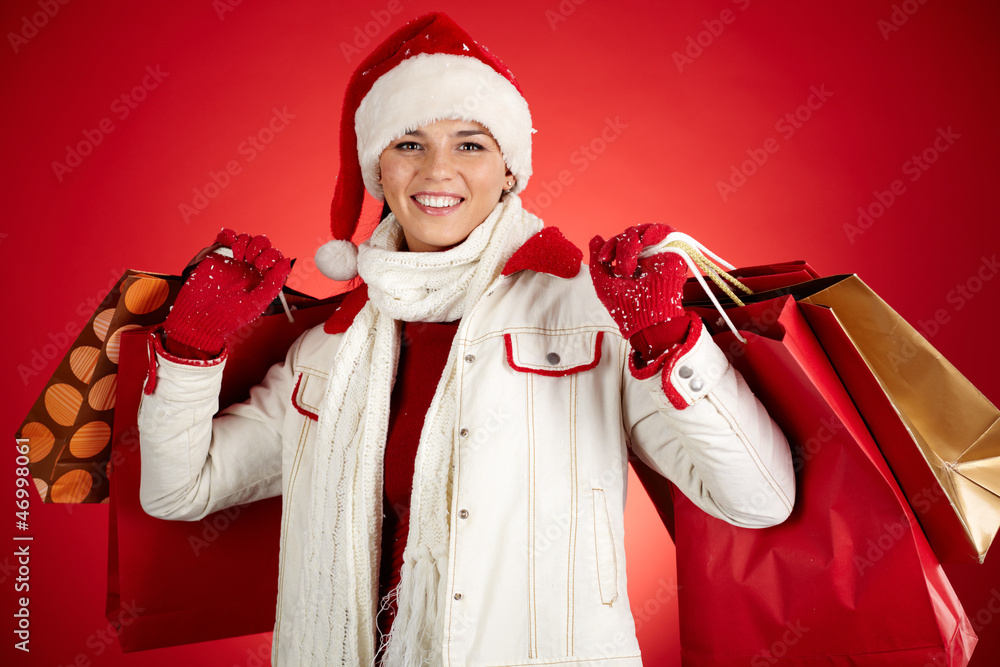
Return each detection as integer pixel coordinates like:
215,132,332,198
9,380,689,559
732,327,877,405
662,240,754,307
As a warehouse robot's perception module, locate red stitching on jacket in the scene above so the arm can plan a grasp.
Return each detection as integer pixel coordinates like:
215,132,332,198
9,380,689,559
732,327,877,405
144,331,158,395
504,331,603,377
145,328,228,395
291,373,319,421
152,328,228,367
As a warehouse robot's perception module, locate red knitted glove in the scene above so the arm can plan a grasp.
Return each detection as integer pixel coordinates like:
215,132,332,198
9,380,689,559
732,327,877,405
589,224,690,353
164,229,292,357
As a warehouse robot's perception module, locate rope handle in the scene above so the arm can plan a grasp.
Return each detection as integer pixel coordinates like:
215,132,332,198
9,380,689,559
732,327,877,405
638,231,754,343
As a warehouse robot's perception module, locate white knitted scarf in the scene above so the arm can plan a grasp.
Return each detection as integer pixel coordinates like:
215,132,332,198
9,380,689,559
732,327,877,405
292,195,542,666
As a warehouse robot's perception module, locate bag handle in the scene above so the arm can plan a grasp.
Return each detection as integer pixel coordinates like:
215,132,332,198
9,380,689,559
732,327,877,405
639,231,754,343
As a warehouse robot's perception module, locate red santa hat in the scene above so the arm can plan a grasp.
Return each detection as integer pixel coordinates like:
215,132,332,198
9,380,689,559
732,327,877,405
315,12,534,281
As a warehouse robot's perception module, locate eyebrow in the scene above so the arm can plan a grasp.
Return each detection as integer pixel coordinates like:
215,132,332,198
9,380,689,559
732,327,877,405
402,129,490,138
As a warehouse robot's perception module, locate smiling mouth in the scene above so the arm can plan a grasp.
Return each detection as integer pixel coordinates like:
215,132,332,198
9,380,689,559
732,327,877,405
412,194,464,208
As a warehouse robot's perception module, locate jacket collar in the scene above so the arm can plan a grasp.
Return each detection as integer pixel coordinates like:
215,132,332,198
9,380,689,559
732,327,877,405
501,226,582,279
324,226,582,334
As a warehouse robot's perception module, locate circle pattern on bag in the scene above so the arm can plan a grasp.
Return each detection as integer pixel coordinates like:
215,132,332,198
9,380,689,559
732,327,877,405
50,469,93,503
45,384,83,426
124,276,170,314
21,422,55,462
88,374,118,411
69,346,100,383
18,270,203,503
70,421,112,458
93,308,115,342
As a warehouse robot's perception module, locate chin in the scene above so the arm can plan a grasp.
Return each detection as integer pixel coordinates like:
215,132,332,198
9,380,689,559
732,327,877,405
405,220,476,252
412,235,466,252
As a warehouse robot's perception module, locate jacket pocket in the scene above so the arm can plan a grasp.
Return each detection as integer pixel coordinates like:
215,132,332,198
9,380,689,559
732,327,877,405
504,331,604,376
592,488,619,605
290,369,327,421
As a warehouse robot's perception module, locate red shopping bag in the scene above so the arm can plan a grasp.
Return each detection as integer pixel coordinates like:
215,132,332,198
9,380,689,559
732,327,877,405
107,296,343,651
635,295,976,666
681,267,1000,563
680,260,819,302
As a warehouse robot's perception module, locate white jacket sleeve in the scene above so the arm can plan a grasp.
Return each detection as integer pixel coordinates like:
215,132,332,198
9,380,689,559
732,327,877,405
136,338,297,521
622,321,796,528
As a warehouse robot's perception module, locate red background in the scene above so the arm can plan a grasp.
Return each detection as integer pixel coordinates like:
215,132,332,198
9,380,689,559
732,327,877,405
3,0,999,665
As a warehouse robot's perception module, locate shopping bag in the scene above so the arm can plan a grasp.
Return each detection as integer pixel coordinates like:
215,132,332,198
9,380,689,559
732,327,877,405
636,294,976,665
15,269,325,504
679,260,819,301
798,277,1000,563
106,293,344,651
16,271,183,503
677,264,1000,563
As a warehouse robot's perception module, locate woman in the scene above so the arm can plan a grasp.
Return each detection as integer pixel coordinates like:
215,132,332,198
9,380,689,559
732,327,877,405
137,12,794,666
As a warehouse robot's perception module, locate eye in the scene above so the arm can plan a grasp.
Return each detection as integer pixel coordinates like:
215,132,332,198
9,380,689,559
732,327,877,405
393,140,421,150
458,141,486,151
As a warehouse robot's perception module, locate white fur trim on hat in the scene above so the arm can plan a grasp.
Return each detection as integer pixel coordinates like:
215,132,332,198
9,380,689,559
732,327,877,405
315,239,359,281
355,52,533,200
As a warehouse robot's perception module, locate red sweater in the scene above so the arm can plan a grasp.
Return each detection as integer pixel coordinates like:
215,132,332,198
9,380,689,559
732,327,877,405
376,319,460,645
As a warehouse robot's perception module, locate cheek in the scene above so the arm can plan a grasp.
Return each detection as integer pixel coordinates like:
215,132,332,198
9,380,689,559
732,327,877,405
380,170,408,202
472,163,508,194
378,156,408,192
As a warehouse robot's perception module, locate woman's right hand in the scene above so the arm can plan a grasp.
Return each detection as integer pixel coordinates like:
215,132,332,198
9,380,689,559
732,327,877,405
163,229,292,357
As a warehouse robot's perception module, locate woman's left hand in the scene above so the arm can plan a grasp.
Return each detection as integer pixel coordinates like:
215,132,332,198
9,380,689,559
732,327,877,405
589,224,690,350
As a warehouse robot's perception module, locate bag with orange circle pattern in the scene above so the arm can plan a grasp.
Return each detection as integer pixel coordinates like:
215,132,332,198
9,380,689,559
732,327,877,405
16,270,184,504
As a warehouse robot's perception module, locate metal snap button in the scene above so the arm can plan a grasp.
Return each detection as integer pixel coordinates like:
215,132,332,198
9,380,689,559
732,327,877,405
459,428,469,437
453,592,463,600
689,378,704,392
546,352,561,365
678,365,693,379
464,354,475,363
459,509,469,519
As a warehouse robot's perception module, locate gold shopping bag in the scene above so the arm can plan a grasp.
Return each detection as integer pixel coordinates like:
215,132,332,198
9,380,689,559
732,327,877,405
799,276,1000,563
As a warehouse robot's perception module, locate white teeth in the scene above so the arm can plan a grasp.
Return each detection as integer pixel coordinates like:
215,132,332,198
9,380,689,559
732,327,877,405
414,194,462,208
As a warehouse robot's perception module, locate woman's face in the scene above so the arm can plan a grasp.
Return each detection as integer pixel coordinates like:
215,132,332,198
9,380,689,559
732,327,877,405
378,119,512,252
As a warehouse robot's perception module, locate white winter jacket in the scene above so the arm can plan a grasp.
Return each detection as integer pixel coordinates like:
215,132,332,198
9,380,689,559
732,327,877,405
137,230,795,666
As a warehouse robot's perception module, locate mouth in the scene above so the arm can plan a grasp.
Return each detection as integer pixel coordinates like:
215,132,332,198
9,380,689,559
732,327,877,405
411,193,464,215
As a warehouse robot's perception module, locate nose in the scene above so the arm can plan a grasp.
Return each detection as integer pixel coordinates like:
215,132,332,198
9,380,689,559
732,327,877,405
423,145,456,182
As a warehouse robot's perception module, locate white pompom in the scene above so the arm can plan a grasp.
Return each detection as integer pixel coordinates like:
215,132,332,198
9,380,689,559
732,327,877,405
315,240,359,281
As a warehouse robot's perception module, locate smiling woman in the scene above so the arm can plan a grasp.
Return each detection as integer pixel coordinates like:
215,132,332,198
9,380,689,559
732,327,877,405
378,119,513,252
135,11,795,667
